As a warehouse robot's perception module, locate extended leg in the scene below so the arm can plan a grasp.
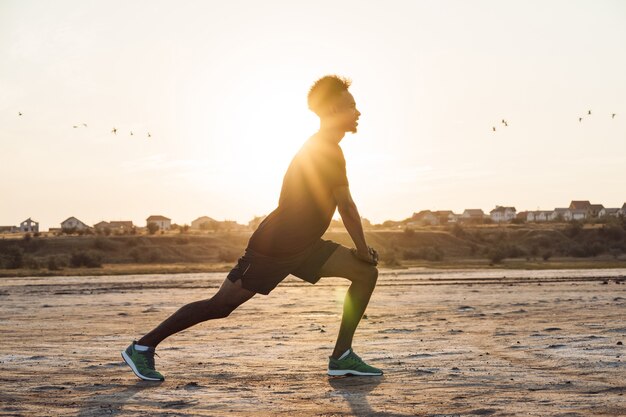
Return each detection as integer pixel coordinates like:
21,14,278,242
138,278,256,348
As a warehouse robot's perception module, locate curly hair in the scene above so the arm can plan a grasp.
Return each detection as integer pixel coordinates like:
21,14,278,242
307,75,352,117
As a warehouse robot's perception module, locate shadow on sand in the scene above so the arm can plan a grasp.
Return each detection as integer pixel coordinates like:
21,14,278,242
76,380,169,416
327,375,419,417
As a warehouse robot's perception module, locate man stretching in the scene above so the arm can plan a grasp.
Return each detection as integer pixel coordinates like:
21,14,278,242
122,75,382,381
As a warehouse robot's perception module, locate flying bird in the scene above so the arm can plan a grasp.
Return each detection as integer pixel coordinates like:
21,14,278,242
147,132,151,138
82,123,87,127
111,127,117,134
501,119,508,127
73,125,78,128
588,110,592,115
612,113,616,119
579,117,583,122
18,112,22,116
130,131,134,136
492,126,496,132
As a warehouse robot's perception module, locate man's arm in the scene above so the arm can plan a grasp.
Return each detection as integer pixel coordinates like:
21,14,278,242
333,185,376,264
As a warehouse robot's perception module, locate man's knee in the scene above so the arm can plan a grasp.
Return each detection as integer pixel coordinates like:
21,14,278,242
348,264,378,287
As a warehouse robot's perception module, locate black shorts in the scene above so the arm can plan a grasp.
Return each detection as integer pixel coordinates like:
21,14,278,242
227,239,340,295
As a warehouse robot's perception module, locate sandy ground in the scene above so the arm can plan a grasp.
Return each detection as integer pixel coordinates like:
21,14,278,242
1,268,625,416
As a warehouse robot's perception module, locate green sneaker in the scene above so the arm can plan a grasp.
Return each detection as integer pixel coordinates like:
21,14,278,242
328,349,383,376
121,341,164,381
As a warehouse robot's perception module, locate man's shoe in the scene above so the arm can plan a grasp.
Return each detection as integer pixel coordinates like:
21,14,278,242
121,341,165,381
328,349,383,376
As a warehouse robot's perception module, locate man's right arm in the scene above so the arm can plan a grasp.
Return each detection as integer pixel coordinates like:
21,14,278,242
333,185,376,264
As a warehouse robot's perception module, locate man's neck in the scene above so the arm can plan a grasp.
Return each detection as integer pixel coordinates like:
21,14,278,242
317,125,346,144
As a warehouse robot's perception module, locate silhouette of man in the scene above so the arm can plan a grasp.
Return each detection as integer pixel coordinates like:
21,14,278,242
122,75,382,381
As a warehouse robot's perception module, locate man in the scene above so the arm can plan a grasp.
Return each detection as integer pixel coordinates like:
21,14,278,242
122,75,382,381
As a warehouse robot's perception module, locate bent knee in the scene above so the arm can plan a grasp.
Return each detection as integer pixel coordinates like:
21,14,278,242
348,264,378,286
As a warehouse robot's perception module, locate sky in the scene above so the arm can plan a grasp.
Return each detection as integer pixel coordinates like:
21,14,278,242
1,0,625,230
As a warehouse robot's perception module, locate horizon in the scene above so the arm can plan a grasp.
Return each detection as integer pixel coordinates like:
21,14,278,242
2,1,625,231
6,198,626,232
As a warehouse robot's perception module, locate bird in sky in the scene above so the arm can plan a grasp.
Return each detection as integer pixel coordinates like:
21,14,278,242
612,113,616,119
579,117,583,123
111,127,117,134
501,119,508,127
588,110,592,115
147,132,151,138
18,112,22,116
130,131,134,136
82,123,87,127
73,125,78,128
492,126,496,132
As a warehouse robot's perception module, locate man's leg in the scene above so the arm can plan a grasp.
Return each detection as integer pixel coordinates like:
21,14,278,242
138,278,256,348
318,246,378,359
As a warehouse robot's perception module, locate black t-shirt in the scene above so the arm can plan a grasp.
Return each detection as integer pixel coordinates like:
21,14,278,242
247,132,349,257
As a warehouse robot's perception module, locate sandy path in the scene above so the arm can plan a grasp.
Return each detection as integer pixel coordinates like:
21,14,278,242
1,269,625,416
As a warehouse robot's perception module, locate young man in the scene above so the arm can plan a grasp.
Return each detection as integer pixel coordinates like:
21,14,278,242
122,75,382,381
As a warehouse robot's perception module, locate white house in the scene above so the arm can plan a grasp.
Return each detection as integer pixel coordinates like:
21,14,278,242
550,208,568,221
411,210,439,226
146,215,171,231
564,209,587,221
599,208,620,217
434,210,458,224
490,206,516,223
527,211,551,222
588,204,604,218
61,216,91,231
20,218,39,233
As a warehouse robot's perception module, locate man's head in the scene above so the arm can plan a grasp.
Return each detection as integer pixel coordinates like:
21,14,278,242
308,75,361,133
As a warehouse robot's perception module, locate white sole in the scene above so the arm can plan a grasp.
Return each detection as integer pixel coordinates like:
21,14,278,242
121,351,163,381
327,369,383,376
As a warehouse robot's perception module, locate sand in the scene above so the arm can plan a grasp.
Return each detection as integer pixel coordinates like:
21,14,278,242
0,268,625,416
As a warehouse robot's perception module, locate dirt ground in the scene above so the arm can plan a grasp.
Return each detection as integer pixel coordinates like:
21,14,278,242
1,268,625,416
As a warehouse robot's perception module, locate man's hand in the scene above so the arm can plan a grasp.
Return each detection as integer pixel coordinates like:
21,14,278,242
351,247,378,266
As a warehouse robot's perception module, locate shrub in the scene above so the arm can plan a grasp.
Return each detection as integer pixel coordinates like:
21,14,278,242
147,222,160,235
70,251,103,268
47,256,66,271
489,247,507,264
565,221,583,238
3,246,24,269
451,223,466,238
542,251,552,261
599,224,625,241
23,233,32,242
93,237,116,251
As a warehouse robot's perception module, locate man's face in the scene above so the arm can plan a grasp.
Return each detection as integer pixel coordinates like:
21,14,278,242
328,91,361,133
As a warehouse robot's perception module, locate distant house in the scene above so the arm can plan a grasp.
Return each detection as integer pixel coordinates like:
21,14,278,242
109,221,134,232
146,215,171,231
549,208,568,221
599,208,620,217
61,216,91,231
621,203,626,217
564,209,587,221
516,211,528,221
191,216,218,230
95,221,134,233
434,210,458,224
411,210,439,226
569,200,591,211
20,218,39,233
94,221,110,231
461,209,485,221
490,206,516,223
588,204,604,218
0,225,19,233
527,211,551,222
